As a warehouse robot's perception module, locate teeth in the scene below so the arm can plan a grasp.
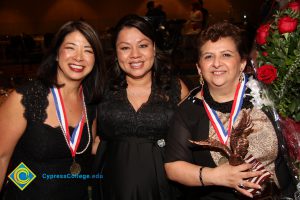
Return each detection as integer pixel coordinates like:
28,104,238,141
213,71,224,75
70,64,83,69
130,62,142,67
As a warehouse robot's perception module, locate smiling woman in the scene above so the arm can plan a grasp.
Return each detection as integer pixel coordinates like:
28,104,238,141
164,21,296,199
95,14,189,200
56,31,95,82
115,26,155,84
0,20,106,199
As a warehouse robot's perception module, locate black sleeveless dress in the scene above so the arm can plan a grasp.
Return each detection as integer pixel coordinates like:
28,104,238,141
97,77,181,200
3,80,95,200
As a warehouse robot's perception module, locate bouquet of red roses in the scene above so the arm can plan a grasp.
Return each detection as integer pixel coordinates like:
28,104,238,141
255,2,300,191
255,1,300,122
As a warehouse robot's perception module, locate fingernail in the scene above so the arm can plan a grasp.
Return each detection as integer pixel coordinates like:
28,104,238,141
258,185,262,189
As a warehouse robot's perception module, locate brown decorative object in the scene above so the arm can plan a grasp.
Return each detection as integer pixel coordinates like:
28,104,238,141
190,110,254,166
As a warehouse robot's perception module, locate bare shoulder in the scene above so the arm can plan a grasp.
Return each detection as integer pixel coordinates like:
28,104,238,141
0,90,24,113
0,90,26,132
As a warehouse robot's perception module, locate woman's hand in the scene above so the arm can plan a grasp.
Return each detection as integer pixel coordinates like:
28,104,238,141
207,162,263,198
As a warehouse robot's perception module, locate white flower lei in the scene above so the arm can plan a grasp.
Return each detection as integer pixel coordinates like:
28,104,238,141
245,76,274,109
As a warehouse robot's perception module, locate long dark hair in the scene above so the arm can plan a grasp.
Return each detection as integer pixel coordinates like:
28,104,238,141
37,20,106,103
109,14,173,91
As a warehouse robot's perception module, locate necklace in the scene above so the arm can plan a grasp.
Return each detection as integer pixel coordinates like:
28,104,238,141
57,96,91,155
201,73,247,144
51,87,91,175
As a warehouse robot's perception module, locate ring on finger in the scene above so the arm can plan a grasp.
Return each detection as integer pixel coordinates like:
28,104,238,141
238,180,244,188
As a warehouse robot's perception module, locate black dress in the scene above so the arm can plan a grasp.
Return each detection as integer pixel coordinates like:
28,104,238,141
2,80,95,200
97,77,181,200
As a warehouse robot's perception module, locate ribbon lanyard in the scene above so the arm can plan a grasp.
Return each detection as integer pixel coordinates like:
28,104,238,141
51,87,86,157
202,74,247,144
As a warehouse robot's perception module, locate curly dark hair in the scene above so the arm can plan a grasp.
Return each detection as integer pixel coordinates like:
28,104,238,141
197,21,249,60
108,14,173,92
37,20,106,103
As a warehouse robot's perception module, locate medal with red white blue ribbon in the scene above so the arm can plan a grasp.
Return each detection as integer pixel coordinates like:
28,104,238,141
51,86,86,174
201,73,247,144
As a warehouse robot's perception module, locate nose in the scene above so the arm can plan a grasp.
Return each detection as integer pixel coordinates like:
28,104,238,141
212,56,221,68
73,49,83,61
130,47,140,58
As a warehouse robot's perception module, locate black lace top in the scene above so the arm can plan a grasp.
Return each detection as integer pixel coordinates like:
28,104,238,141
97,77,181,140
3,80,96,200
96,77,182,200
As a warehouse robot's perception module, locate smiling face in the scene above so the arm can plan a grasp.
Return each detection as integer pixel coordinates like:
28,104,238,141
56,30,95,84
116,27,155,80
197,37,246,92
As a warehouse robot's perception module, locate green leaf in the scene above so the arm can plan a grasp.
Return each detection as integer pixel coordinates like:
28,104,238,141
289,101,296,113
294,112,300,122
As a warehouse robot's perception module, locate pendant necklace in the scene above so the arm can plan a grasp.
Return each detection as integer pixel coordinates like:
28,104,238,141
51,86,91,175
201,73,247,145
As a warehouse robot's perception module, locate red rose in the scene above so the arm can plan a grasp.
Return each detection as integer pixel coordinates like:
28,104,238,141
257,64,277,84
278,16,298,34
255,24,270,45
288,2,300,12
262,51,268,57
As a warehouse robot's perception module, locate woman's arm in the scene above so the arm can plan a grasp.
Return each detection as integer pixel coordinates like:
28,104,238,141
165,160,263,198
179,79,189,100
0,91,27,190
165,105,263,198
91,119,100,155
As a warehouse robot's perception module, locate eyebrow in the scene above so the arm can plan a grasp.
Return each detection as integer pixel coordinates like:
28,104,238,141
117,38,152,46
64,42,92,48
202,49,235,54
220,50,235,53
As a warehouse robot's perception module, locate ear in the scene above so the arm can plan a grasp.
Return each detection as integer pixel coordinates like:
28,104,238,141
240,59,247,72
196,63,201,75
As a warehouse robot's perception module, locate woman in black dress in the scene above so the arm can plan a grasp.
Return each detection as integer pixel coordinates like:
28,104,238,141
96,14,189,200
164,21,296,199
0,20,106,199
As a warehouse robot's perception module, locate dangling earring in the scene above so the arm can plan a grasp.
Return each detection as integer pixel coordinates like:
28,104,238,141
196,63,204,87
199,73,204,87
239,72,244,82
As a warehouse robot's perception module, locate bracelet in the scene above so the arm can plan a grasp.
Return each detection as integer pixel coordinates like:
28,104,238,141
199,166,205,186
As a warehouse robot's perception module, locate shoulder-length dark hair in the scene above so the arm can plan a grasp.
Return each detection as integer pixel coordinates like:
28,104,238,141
37,20,106,103
197,21,248,60
109,14,173,91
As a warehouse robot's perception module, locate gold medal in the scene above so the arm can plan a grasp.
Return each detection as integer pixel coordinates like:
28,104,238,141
70,161,81,175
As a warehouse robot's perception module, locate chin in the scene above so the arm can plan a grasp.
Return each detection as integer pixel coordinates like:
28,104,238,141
210,79,225,85
129,74,146,79
129,70,151,79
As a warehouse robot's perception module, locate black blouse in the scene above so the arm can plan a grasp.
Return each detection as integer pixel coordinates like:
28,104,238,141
165,85,296,199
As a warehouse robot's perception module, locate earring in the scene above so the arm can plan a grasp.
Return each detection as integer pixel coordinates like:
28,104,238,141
199,73,204,87
239,72,244,82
